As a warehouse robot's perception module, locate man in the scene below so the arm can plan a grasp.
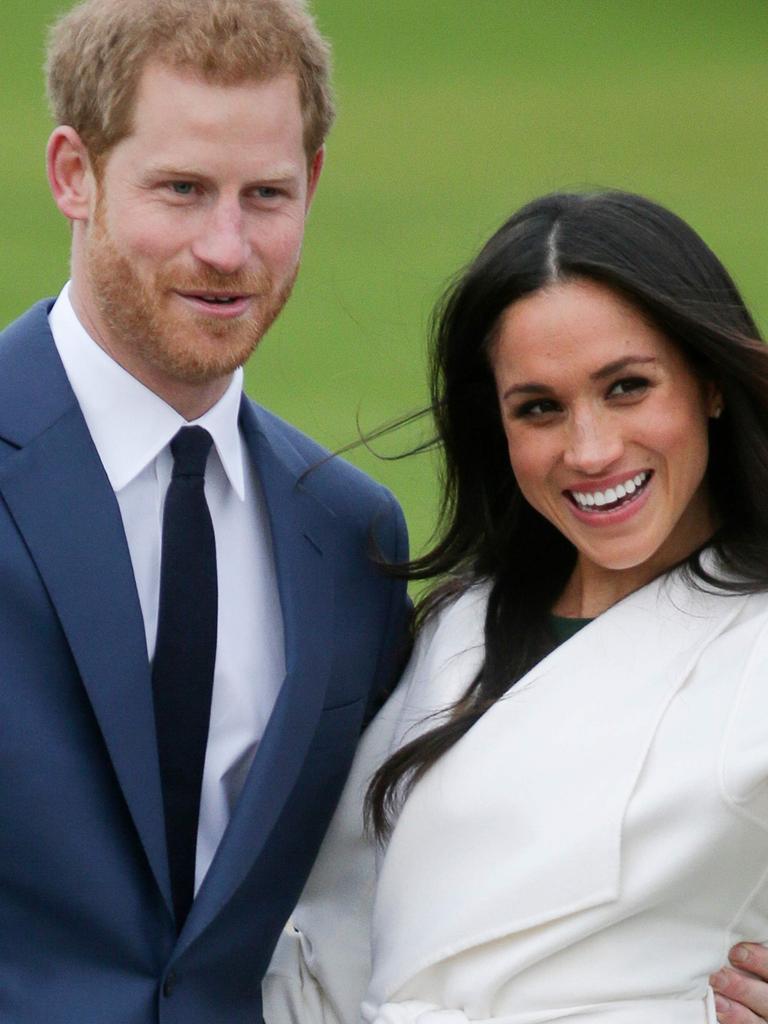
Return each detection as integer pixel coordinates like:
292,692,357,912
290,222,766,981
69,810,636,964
0,1,408,1021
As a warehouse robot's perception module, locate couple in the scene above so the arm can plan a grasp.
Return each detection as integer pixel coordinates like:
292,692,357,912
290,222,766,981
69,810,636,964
1,1,767,1023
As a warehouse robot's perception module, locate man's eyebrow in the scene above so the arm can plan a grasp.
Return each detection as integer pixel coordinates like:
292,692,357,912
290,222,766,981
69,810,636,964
141,165,204,179
141,164,302,182
501,355,658,401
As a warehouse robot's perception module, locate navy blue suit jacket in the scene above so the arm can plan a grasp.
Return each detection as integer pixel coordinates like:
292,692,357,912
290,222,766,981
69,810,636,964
0,302,410,1023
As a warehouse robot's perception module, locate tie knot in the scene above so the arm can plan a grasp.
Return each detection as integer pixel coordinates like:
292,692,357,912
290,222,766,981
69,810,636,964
170,426,213,478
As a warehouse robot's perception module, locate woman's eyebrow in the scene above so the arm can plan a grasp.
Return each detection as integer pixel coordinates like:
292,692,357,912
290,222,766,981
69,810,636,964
501,356,658,401
590,355,658,381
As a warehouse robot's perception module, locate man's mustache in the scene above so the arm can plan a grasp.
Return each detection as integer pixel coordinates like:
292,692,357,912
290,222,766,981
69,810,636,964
160,268,274,294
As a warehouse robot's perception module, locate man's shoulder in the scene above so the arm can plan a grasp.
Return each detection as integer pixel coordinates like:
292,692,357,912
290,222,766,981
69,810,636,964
1,299,56,345
0,299,76,447
241,396,404,524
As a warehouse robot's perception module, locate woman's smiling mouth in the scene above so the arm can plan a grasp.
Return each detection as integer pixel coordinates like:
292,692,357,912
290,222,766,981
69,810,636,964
566,471,653,513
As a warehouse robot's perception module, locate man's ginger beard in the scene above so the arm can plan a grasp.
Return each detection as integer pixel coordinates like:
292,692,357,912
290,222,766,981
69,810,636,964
85,191,298,387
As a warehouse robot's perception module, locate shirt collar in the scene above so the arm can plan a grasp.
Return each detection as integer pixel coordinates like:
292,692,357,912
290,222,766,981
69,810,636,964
49,282,246,499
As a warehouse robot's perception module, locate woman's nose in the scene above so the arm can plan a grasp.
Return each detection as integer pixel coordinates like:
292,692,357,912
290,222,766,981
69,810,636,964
563,410,624,474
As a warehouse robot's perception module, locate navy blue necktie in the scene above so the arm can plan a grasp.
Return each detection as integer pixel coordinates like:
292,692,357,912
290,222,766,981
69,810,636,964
152,426,217,931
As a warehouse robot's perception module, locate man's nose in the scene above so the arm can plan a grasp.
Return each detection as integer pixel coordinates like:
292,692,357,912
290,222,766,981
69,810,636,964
563,409,624,474
191,201,251,275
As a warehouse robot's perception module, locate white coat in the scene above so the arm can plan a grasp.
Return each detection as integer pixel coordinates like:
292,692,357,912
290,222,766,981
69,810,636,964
264,566,768,1024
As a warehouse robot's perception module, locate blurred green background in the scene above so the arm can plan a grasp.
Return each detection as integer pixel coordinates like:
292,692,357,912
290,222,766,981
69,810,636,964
2,0,766,559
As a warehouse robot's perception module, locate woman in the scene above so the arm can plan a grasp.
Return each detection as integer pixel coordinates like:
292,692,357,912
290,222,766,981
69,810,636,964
264,190,768,1024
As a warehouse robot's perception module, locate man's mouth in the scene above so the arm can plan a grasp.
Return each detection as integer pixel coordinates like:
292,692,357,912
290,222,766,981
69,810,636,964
566,471,652,512
174,291,254,317
184,293,247,304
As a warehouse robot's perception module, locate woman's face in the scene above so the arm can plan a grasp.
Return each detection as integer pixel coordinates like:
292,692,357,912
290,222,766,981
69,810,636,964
490,278,720,601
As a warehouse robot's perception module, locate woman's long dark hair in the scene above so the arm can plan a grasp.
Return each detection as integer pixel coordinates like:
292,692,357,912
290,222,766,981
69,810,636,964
367,189,768,838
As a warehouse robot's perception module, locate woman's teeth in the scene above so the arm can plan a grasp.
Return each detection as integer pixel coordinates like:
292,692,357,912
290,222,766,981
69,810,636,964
570,472,650,511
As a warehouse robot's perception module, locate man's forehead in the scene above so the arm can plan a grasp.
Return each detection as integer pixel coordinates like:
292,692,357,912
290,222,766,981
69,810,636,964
134,59,302,106
122,63,305,149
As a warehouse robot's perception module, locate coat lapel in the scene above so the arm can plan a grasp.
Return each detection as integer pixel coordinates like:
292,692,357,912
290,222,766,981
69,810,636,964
0,304,172,913
181,399,339,946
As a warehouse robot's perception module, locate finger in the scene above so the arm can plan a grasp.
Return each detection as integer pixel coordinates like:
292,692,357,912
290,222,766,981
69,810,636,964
711,968,768,1022
732,945,768,982
714,991,766,1024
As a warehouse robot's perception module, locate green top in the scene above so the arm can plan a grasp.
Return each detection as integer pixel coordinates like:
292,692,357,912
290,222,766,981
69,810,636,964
549,614,593,645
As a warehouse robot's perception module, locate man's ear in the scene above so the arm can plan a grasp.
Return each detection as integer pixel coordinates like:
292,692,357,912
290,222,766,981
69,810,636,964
46,126,96,222
305,146,325,212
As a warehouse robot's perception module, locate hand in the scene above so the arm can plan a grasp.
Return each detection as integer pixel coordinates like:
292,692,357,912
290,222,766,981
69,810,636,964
711,944,768,1023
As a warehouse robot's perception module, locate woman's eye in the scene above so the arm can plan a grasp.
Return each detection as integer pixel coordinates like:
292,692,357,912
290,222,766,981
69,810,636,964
515,398,560,419
609,377,649,397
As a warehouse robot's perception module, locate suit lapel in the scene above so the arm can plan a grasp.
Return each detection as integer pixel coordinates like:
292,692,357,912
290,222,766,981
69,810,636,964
0,304,172,913
181,400,339,946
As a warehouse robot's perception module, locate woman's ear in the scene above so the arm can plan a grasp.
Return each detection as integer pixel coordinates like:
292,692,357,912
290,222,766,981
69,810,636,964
46,126,95,223
705,380,724,420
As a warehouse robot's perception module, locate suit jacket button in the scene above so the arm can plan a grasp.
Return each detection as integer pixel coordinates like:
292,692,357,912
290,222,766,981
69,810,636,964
162,971,178,998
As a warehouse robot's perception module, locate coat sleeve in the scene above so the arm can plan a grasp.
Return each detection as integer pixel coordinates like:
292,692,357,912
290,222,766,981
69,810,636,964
262,612,445,1024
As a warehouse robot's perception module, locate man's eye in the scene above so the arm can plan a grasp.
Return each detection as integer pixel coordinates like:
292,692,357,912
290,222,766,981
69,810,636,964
609,377,649,397
255,186,280,199
169,182,196,196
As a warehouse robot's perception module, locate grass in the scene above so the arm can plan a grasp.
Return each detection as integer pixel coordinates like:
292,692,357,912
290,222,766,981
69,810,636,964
2,0,766,558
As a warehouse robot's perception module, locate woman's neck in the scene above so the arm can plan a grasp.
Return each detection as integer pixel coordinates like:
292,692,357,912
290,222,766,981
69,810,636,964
553,544,703,618
554,498,718,618
553,567,644,618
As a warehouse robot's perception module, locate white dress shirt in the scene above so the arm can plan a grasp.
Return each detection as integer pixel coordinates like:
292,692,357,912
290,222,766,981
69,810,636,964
50,283,285,891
